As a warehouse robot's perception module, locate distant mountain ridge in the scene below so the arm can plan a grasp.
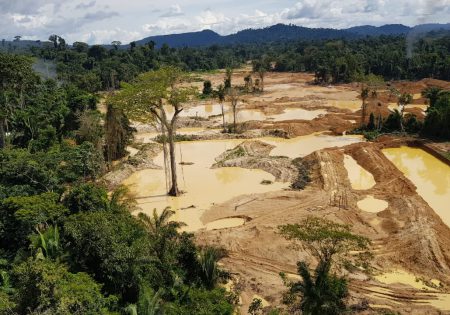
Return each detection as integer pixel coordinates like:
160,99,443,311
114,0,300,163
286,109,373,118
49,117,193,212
136,23,450,48
1,23,449,51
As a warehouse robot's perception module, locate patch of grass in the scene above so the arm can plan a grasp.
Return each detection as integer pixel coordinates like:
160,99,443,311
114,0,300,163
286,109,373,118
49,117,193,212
223,146,246,160
154,134,196,143
362,130,382,141
441,151,450,162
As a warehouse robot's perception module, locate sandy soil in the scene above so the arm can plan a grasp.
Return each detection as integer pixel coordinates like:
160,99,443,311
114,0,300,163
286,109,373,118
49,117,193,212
111,69,450,314
196,136,450,314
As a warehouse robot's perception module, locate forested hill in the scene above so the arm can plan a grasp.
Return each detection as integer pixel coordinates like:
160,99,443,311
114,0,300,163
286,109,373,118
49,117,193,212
135,23,448,48
2,23,449,51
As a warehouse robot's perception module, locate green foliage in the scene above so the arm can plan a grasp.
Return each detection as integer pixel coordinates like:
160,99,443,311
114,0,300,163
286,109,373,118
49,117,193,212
224,68,233,90
30,225,65,261
248,298,263,315
154,134,196,143
60,141,105,180
422,86,443,107
105,103,135,162
135,286,164,315
282,261,348,315
382,109,402,132
203,80,213,95
0,291,15,314
137,208,188,285
214,84,226,103
279,217,371,270
164,287,234,315
422,91,450,139
404,114,422,133
12,259,116,314
63,209,153,301
75,110,104,148
367,113,376,130
110,66,196,124
63,183,109,214
0,192,68,251
198,246,225,290
0,142,105,200
12,79,69,150
279,217,369,315
362,130,381,141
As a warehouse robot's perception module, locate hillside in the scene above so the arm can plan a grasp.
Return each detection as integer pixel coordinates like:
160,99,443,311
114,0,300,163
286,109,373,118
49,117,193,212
136,23,415,48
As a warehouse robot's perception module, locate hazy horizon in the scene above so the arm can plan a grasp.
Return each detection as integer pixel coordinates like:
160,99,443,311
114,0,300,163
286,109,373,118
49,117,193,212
1,0,449,45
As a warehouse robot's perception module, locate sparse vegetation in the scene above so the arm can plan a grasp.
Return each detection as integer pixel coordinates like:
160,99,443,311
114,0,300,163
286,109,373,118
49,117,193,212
279,217,371,315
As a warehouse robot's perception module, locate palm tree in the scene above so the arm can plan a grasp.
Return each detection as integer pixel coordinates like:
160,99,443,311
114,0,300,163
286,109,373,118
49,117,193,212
138,208,185,262
360,87,369,128
215,84,226,130
31,225,64,261
125,287,163,315
227,88,239,133
422,86,443,108
198,246,223,289
138,207,184,235
289,260,347,315
0,260,13,294
397,92,413,132
108,185,136,213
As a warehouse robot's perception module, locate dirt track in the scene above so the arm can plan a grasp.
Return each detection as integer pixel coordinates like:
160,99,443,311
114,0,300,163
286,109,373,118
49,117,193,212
116,69,450,314
196,136,450,314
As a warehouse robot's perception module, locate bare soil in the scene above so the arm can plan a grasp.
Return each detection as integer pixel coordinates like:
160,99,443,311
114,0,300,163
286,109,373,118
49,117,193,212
114,69,450,314
197,136,450,314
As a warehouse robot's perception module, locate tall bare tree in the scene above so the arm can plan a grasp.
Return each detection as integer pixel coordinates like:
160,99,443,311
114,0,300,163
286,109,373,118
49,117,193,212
214,84,226,130
110,66,196,196
228,88,239,133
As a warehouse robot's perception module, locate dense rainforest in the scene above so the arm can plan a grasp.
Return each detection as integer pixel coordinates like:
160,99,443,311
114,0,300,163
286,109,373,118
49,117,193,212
25,32,450,91
0,54,235,314
0,29,449,314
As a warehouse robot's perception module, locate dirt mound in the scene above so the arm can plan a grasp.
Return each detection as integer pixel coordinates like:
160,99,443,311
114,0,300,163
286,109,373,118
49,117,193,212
212,140,298,182
102,143,162,189
198,138,450,314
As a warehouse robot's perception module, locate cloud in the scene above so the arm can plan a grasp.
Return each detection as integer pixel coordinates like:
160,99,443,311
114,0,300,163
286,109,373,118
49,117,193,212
280,0,330,20
75,1,96,10
159,4,184,18
83,10,119,21
0,0,449,44
79,27,141,44
0,0,67,15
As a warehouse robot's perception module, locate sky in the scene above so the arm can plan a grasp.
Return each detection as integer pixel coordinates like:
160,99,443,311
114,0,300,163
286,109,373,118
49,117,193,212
1,0,449,44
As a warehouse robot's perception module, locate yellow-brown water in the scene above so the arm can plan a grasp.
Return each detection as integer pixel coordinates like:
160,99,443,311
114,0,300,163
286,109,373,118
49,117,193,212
262,133,363,159
123,139,288,231
135,127,213,143
387,102,428,112
357,196,388,213
327,100,362,111
383,147,450,226
343,155,376,190
225,107,326,122
375,270,437,291
123,134,364,230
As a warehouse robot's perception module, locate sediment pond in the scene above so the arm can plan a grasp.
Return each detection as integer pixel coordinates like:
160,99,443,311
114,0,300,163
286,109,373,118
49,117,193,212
123,134,364,230
343,154,376,190
383,147,450,226
357,196,388,213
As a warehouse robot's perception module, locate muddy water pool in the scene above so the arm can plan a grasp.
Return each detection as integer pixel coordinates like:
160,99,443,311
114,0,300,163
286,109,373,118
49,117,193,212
383,147,450,226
